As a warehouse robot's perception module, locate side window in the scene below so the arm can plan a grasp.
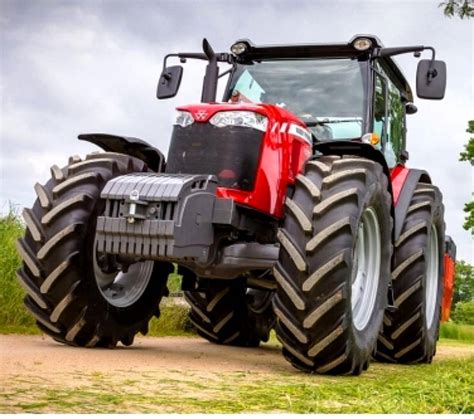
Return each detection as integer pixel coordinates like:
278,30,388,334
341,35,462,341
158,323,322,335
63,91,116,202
373,63,406,169
387,81,405,167
373,72,386,151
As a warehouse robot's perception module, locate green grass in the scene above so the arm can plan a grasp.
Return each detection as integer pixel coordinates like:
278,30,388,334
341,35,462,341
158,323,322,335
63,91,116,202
440,322,474,342
1,352,473,413
0,210,36,332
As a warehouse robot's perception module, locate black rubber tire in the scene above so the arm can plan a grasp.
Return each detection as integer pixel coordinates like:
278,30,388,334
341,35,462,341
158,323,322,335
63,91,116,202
274,155,392,375
375,182,445,364
185,280,275,347
17,152,173,347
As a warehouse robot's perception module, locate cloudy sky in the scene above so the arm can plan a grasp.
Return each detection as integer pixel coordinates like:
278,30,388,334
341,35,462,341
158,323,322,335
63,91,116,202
1,0,472,262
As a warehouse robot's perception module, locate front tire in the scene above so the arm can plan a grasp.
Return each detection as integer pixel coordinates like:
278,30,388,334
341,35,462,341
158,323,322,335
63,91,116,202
17,152,173,347
274,156,392,375
185,280,275,347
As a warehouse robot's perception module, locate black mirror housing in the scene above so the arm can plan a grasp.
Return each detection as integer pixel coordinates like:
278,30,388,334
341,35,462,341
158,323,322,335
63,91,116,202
416,59,447,100
157,65,183,99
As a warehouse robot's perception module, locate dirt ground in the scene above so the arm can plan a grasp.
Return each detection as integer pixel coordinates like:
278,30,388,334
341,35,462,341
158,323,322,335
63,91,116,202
1,334,473,378
0,334,292,377
1,335,473,413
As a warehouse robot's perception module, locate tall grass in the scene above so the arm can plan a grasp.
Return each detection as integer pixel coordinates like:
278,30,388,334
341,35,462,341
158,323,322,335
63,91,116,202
440,322,474,342
0,210,37,333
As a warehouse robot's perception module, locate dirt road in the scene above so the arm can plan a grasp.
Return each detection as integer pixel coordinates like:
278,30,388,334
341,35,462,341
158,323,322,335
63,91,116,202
0,334,291,376
1,335,473,413
1,334,473,377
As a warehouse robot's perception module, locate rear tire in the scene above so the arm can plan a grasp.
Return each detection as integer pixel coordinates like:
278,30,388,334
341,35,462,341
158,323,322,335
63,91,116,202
275,155,392,375
375,182,445,363
185,280,275,347
17,152,173,347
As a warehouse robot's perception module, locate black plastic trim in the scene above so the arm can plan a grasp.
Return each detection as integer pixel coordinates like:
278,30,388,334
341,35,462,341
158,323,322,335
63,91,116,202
78,133,165,172
445,235,456,259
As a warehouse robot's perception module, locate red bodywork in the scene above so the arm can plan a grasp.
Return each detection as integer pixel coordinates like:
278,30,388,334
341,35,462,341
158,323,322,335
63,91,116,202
390,164,410,205
178,103,312,218
441,254,456,322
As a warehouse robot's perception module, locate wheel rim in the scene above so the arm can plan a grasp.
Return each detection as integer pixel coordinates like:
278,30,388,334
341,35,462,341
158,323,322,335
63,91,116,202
93,244,154,308
351,207,381,331
425,224,439,329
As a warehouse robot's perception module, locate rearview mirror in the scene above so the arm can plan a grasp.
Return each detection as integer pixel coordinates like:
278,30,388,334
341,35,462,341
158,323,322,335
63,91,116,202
416,59,446,100
157,65,183,99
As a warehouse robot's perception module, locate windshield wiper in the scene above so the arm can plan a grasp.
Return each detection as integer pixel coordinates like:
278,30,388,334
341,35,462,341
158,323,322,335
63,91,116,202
303,118,362,127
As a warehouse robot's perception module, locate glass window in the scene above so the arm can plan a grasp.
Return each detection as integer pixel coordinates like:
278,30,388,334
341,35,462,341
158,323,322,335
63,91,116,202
373,72,387,148
387,81,405,165
228,59,365,140
373,65,406,168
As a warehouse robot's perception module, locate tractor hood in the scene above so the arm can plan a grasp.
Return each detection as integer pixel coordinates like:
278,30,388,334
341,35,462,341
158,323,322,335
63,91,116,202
167,102,312,218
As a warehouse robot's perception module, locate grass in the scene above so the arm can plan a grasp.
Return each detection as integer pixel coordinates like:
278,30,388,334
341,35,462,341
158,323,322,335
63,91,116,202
1,349,473,413
0,210,37,333
440,322,474,342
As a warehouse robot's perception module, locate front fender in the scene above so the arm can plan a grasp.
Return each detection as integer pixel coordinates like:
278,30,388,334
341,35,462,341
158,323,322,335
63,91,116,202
78,133,165,172
314,141,395,235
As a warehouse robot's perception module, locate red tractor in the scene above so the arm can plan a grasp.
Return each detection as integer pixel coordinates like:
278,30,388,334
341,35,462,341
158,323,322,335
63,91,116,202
17,35,456,375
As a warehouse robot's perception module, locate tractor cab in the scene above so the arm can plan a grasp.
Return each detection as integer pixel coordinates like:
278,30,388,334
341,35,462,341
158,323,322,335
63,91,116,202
158,35,447,171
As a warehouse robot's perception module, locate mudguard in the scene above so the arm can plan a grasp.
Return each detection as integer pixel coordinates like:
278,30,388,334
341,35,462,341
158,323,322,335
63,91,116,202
314,141,395,232
78,133,165,172
314,141,393,189
392,167,431,241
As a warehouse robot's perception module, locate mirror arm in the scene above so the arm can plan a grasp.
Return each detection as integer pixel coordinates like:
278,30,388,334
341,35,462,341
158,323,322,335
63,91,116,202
376,45,439,83
423,47,437,82
162,53,179,70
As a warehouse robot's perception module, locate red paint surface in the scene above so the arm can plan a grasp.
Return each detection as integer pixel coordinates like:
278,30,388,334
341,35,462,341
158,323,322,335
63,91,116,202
178,103,312,218
390,164,410,205
441,255,456,322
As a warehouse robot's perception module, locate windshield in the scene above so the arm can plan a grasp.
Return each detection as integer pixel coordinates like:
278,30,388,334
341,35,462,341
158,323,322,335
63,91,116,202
228,58,366,140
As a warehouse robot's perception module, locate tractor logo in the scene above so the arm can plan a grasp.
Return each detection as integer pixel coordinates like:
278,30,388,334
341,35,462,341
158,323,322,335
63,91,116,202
195,110,208,121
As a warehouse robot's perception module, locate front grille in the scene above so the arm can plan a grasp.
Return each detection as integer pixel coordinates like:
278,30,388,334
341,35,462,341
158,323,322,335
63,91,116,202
166,124,264,191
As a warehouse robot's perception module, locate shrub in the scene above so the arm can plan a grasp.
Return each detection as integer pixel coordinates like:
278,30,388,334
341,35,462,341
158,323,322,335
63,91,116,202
451,300,474,325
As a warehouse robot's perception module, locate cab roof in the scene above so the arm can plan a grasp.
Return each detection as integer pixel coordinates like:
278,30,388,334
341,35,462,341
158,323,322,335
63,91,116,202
231,34,414,102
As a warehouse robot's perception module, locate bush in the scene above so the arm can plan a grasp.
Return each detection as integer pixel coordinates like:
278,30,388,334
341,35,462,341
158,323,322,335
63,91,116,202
0,210,38,333
451,300,474,325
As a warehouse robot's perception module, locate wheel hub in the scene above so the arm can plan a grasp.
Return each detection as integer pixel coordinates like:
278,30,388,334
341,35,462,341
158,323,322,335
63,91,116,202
425,225,439,329
351,207,381,331
93,242,154,308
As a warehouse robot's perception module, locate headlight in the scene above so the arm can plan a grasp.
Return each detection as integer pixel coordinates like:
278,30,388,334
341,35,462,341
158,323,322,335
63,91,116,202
174,110,194,128
209,111,268,132
353,37,373,51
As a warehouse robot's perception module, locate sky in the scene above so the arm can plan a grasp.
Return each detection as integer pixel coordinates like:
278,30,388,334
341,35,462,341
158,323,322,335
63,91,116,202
0,0,473,262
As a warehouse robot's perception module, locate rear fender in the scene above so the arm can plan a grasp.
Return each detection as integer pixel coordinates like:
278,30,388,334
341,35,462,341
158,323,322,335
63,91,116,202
391,167,431,241
78,133,165,172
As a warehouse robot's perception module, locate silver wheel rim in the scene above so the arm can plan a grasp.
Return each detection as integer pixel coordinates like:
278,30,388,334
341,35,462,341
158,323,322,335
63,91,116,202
425,224,439,329
351,207,381,331
93,244,154,308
